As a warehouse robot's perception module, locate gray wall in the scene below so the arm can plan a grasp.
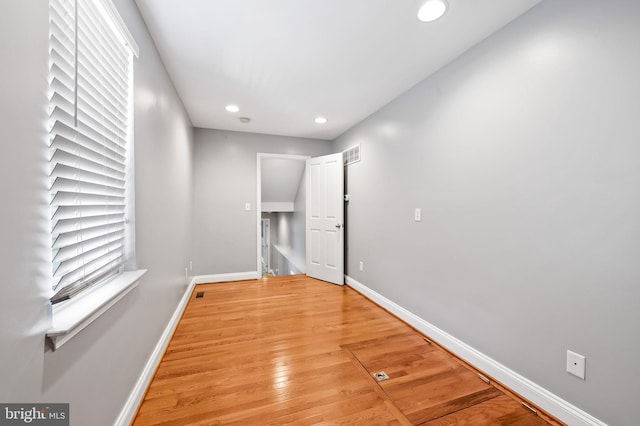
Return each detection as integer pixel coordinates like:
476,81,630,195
332,0,640,424
4,0,637,424
0,0,51,404
275,213,292,248
192,129,331,275
271,172,308,276
271,212,298,276
261,158,307,276
0,1,194,425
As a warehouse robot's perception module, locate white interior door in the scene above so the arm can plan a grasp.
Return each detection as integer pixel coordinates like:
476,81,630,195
306,153,344,285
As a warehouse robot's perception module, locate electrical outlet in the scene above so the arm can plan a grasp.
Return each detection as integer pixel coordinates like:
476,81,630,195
567,350,586,380
414,208,422,222
245,202,251,211
359,261,364,271
189,260,193,271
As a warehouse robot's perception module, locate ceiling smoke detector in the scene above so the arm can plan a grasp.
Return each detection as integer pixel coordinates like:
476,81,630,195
239,117,251,123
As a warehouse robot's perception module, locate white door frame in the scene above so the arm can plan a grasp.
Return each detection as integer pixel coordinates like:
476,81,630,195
256,153,310,276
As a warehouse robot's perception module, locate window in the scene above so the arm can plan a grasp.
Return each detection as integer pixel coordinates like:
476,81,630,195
48,0,138,303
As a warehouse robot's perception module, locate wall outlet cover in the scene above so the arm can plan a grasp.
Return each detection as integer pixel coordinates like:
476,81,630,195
567,350,586,380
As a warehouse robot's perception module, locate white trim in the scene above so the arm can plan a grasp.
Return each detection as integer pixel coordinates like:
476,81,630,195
345,275,608,426
96,0,140,57
257,154,262,278
115,277,197,426
47,270,147,350
261,201,294,212
193,271,259,284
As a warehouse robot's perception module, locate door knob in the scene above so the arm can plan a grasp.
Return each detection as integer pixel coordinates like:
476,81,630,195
335,224,342,228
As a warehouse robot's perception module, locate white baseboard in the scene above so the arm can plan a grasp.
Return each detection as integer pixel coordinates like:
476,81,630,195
115,277,197,426
193,271,258,284
345,275,607,426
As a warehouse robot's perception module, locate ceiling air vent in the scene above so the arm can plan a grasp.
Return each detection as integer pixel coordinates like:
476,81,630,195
343,144,361,166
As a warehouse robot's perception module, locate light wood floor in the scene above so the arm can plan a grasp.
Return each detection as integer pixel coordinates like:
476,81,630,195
132,275,563,425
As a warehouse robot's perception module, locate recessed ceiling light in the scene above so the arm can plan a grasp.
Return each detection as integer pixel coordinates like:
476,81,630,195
417,0,448,22
225,104,239,113
314,116,328,124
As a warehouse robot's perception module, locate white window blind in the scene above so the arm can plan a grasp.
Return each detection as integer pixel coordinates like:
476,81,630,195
49,0,135,303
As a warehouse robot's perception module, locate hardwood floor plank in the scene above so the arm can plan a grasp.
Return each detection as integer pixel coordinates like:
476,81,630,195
342,346,413,426
346,334,504,424
421,395,551,426
132,276,559,425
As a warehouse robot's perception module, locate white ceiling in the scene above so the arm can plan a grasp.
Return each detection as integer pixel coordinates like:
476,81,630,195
134,0,542,140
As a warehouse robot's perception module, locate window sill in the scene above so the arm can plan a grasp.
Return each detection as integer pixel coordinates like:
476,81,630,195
46,269,147,350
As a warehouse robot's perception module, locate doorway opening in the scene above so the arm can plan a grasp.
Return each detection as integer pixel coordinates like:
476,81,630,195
261,218,270,276
256,153,310,277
